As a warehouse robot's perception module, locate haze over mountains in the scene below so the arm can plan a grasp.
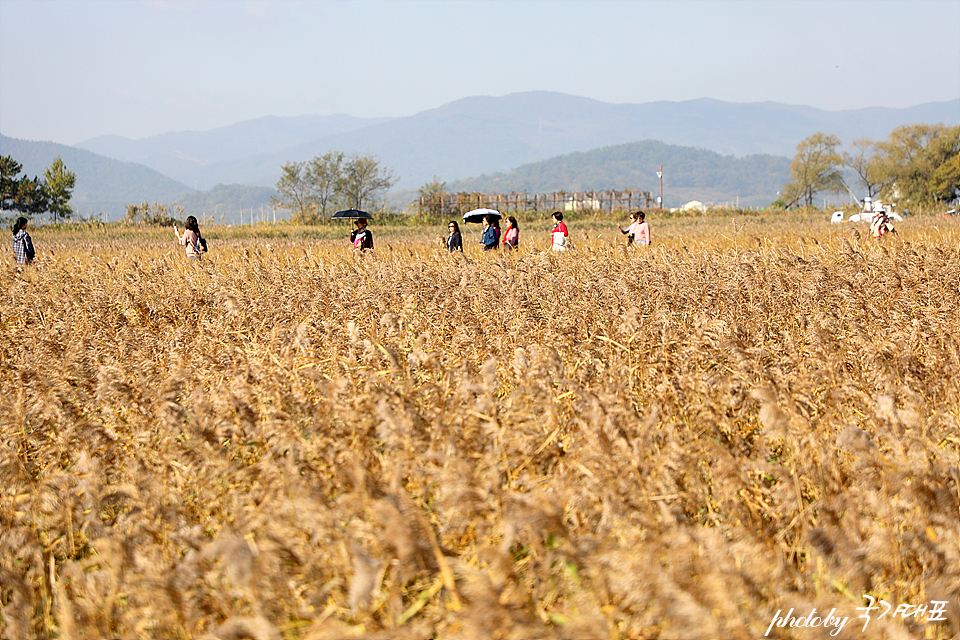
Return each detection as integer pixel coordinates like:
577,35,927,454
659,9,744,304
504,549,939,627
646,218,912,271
3,91,957,219
76,91,959,191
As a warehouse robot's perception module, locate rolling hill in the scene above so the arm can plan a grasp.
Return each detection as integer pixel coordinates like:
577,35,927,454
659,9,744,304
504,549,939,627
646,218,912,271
1,134,194,220
77,113,391,188
1,136,278,223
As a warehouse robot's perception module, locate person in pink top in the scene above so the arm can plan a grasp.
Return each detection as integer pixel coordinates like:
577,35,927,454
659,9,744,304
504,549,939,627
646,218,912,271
176,215,205,260
634,210,651,246
503,216,519,250
616,210,651,246
616,211,642,245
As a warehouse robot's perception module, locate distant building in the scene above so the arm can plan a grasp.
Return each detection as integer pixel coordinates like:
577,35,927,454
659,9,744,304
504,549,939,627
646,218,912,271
564,196,601,211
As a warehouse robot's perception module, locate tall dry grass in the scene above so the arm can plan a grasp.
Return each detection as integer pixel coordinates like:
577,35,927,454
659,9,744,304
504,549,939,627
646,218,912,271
1,215,958,639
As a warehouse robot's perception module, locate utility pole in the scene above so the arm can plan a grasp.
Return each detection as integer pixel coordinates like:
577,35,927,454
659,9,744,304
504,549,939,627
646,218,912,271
657,165,663,209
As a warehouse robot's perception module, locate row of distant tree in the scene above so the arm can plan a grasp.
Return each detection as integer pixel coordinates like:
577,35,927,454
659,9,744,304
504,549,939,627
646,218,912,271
443,140,791,201
780,124,960,209
1,155,77,221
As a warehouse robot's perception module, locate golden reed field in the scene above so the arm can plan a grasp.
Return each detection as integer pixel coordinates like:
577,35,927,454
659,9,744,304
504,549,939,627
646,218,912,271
1,213,958,640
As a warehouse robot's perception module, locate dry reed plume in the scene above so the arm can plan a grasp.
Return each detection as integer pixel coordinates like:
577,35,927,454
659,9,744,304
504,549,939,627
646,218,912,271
1,216,958,639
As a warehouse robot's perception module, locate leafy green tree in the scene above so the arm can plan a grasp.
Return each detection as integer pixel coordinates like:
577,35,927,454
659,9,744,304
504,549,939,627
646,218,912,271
274,152,396,222
928,153,960,204
44,156,77,222
340,153,397,210
271,161,312,218
0,155,19,208
306,151,345,216
1,155,47,215
875,124,960,207
416,176,448,220
781,132,846,207
845,138,890,201
123,201,182,226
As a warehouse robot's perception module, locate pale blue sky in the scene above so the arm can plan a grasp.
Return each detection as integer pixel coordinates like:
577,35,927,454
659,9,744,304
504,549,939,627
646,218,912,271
1,0,958,145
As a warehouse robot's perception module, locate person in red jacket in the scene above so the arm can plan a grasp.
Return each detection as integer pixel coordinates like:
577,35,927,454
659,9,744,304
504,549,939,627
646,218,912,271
551,211,568,251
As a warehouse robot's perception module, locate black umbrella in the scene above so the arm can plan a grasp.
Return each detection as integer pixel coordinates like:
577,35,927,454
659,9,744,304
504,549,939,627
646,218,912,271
462,207,501,224
333,209,373,220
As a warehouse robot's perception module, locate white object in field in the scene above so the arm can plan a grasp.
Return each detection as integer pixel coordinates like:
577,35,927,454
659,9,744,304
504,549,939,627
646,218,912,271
831,211,844,223
551,232,568,251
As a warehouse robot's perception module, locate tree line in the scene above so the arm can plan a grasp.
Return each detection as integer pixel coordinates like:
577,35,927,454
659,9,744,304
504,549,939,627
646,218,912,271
1,155,77,222
271,151,397,223
443,140,791,203
780,124,960,209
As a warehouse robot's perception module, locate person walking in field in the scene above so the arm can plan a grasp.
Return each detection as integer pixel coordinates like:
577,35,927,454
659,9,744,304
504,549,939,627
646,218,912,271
632,210,651,246
616,211,643,245
480,215,499,251
551,211,568,251
869,202,897,239
447,221,463,252
11,217,35,265
503,216,519,250
351,218,374,251
176,215,206,260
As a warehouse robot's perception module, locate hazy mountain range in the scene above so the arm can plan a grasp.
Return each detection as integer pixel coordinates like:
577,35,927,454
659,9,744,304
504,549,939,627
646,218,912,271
2,91,957,220
75,91,958,191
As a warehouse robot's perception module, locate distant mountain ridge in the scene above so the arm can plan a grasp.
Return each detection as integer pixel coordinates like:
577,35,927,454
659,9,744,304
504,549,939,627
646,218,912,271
72,92,960,192
78,114,391,188
4,93,957,218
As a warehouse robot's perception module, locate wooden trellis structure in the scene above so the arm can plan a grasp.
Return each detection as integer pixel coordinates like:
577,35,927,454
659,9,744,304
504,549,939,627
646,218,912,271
419,189,655,218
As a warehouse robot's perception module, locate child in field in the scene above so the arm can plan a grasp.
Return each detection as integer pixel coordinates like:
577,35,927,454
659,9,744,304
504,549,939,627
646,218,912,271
351,218,374,250
551,211,568,251
634,210,651,246
177,215,205,260
11,217,35,265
